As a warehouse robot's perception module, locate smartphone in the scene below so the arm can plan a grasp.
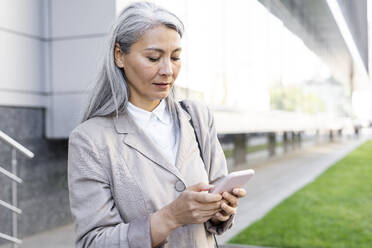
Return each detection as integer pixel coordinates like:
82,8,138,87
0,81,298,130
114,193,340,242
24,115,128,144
211,169,255,194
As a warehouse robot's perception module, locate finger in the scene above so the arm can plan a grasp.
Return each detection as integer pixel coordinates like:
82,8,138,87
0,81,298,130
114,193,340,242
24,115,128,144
214,212,230,222
200,208,220,217
222,192,238,207
221,202,236,216
193,192,222,203
232,188,247,198
197,201,222,211
187,182,214,192
193,209,220,223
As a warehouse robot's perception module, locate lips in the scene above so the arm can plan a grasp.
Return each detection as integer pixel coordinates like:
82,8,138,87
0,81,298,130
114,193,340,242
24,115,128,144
153,82,171,89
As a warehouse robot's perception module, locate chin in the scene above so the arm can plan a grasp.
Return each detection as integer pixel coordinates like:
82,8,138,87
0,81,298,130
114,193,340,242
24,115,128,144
155,92,171,100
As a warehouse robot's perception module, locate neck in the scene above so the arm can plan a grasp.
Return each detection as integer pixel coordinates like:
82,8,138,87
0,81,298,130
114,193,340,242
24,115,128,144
129,98,162,112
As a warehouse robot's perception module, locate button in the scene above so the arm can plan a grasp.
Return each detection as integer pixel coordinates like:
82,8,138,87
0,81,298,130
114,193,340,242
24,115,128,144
175,180,186,192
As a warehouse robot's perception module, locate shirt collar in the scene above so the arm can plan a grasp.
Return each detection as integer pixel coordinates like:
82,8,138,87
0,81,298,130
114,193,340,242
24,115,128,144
127,100,171,125
152,100,171,124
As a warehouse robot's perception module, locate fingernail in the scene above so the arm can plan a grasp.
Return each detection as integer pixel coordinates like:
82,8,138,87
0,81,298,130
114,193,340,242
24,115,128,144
216,212,221,217
200,185,213,191
233,189,238,194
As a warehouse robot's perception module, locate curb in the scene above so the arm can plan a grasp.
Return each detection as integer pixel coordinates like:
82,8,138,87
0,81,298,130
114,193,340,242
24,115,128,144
221,244,274,248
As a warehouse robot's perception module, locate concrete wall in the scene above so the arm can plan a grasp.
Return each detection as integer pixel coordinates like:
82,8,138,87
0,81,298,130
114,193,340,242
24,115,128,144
0,0,115,138
0,0,46,108
0,0,115,243
44,0,115,138
0,106,70,243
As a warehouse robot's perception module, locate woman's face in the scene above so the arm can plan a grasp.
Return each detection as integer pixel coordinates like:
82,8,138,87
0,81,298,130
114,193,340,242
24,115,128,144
115,25,182,110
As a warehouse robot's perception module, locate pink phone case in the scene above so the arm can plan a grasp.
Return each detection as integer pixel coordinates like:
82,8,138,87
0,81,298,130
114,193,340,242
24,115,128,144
211,169,255,194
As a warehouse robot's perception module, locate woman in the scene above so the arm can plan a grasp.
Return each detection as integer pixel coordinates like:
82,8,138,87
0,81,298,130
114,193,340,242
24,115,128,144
68,2,246,247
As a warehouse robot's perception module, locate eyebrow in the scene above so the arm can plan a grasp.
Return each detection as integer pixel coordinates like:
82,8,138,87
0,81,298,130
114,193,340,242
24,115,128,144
144,47,182,53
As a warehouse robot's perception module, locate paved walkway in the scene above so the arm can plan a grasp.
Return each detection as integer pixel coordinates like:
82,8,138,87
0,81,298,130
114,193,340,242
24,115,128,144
1,132,370,248
0,224,74,248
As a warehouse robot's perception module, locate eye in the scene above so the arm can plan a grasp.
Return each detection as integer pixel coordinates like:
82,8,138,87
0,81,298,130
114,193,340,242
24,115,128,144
148,57,160,62
172,57,180,61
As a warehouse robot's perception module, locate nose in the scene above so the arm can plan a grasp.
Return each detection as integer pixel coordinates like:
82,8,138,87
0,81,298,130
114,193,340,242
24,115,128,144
159,58,173,76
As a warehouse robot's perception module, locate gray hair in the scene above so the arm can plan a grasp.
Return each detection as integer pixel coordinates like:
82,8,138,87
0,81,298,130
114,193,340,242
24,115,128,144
82,1,184,122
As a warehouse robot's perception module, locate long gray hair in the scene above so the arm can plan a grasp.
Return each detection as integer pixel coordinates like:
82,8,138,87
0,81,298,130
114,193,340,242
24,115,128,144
81,1,184,122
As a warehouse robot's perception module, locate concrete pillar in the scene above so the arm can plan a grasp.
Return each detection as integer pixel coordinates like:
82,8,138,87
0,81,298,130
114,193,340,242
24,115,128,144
291,131,296,149
268,132,276,156
315,129,320,142
233,134,247,165
44,1,115,138
297,131,302,148
329,130,334,142
283,131,289,153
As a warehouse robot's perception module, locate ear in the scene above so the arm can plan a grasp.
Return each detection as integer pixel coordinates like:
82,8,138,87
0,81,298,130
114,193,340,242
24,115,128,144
114,43,125,68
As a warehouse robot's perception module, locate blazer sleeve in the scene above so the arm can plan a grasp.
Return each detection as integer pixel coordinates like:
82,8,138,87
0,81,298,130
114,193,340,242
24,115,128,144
203,106,235,235
68,129,156,248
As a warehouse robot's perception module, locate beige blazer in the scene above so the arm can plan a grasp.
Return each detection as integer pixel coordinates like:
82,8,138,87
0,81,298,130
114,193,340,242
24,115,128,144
68,100,233,248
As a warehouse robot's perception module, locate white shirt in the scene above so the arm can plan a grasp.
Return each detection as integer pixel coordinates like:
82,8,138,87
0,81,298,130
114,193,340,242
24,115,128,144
127,100,180,165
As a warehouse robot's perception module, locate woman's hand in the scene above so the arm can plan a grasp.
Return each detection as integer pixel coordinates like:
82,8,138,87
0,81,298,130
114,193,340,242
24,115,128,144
210,187,247,223
165,182,223,228
150,183,222,247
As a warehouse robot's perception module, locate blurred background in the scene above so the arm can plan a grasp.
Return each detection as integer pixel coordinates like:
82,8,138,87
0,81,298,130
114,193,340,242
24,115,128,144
0,0,371,247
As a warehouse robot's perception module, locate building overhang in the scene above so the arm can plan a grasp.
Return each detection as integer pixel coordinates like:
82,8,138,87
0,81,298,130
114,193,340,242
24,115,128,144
258,0,368,88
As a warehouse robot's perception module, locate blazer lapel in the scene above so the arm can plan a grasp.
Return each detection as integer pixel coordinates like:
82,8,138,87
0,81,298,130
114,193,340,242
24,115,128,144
114,112,183,180
174,103,197,170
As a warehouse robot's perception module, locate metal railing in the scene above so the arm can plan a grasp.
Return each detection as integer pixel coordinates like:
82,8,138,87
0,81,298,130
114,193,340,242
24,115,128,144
0,130,34,247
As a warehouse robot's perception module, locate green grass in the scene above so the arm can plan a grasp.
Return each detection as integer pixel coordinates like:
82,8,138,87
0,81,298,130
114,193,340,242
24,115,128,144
229,140,372,248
